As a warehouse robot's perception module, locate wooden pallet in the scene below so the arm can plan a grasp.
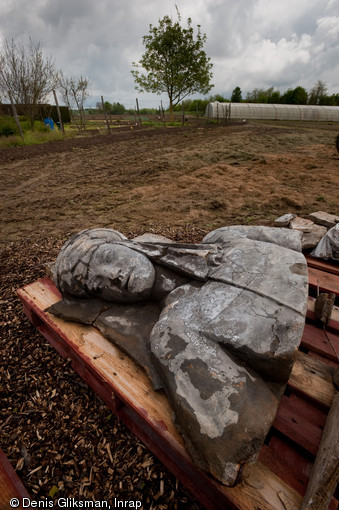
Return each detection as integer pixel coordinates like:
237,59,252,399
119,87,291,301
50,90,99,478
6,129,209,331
16,259,339,510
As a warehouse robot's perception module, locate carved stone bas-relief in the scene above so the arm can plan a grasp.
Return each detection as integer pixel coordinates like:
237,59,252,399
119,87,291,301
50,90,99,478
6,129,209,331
47,226,308,486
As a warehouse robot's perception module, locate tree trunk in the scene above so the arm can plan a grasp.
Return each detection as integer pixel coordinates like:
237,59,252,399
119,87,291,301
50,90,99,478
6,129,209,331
169,100,174,122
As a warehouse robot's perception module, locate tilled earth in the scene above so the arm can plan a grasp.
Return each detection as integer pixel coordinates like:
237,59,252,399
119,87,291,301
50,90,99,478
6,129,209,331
1,121,339,509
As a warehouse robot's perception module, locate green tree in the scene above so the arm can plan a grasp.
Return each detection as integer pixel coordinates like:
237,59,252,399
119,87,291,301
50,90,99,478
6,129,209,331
209,93,228,103
281,86,308,104
246,87,280,103
111,102,126,115
269,90,281,103
308,80,328,105
328,93,339,106
231,86,242,102
131,8,213,119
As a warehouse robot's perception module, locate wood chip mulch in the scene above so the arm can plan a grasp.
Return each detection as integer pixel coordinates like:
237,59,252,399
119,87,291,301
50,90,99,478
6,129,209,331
0,228,208,509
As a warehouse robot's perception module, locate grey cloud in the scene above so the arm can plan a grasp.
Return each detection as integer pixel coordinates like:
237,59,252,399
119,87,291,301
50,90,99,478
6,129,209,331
0,0,338,107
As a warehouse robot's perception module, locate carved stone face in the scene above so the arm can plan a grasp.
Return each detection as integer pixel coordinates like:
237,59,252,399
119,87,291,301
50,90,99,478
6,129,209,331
87,244,155,302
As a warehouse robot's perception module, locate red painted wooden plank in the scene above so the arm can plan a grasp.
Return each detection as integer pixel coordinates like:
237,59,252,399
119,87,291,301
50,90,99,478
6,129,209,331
308,351,339,368
301,322,339,362
273,393,327,456
306,255,339,277
308,266,339,296
259,438,312,496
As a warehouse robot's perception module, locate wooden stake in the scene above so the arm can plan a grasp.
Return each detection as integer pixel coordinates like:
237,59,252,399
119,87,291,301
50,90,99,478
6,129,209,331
101,96,111,134
53,89,65,134
161,100,165,124
136,98,142,126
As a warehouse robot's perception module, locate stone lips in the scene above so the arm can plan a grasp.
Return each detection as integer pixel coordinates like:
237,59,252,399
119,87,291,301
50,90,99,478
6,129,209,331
49,226,309,486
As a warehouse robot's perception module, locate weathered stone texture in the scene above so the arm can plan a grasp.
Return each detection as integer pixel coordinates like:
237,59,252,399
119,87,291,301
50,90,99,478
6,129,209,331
302,224,328,250
274,213,296,227
309,211,339,228
49,225,309,487
95,302,163,390
290,217,314,233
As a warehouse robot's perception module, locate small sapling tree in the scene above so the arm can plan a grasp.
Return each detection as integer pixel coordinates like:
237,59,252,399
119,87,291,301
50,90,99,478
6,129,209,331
59,74,90,130
131,8,213,120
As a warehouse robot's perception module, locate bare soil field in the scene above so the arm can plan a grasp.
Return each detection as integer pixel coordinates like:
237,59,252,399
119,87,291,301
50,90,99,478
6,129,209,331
1,121,338,244
0,121,338,508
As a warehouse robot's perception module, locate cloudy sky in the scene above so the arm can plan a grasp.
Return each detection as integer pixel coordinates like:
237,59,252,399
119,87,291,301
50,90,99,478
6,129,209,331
0,0,338,109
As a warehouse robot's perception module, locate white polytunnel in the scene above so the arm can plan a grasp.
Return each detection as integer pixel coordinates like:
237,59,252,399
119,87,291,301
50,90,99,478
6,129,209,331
205,102,339,122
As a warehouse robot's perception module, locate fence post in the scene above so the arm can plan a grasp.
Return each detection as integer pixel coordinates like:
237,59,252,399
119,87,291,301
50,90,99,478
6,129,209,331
136,98,142,126
53,89,65,134
101,96,111,134
8,91,24,141
161,100,165,124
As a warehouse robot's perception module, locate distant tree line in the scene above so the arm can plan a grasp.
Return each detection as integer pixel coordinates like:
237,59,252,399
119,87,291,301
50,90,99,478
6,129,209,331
89,102,167,117
98,80,339,118
230,81,339,106
169,81,339,115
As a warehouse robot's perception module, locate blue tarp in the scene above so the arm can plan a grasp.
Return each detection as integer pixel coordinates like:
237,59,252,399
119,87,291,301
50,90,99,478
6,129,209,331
44,118,54,130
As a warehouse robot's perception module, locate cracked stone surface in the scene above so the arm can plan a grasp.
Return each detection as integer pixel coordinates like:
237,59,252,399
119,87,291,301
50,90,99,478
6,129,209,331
49,226,308,486
202,225,303,252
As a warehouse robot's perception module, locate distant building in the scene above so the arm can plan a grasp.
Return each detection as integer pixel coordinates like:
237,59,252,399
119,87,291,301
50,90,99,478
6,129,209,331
206,102,339,122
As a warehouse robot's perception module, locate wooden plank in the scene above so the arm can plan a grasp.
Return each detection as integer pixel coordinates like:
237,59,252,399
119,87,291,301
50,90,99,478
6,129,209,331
308,266,339,296
0,448,30,510
229,462,303,510
301,323,339,363
308,351,338,368
289,351,335,408
305,255,339,277
17,279,304,510
259,438,312,495
273,393,327,455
